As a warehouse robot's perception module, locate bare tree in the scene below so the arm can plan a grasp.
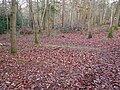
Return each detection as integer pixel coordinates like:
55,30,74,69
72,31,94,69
61,0,65,27
29,0,33,30
10,0,17,54
2,0,5,34
28,0,39,44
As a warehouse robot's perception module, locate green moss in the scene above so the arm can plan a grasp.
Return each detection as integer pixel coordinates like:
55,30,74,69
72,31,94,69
108,25,118,38
110,26,118,31
11,49,17,54
34,43,40,47
88,31,92,39
108,26,113,38
34,31,39,45
34,40,39,45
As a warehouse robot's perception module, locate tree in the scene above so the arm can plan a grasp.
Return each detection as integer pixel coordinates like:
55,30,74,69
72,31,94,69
29,0,33,30
5,0,9,32
108,0,120,38
112,0,120,27
88,0,95,39
61,0,65,27
36,0,40,31
40,0,46,30
29,0,39,44
2,0,5,34
10,0,17,54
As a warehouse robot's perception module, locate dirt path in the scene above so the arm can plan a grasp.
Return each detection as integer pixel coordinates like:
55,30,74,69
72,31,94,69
40,43,100,51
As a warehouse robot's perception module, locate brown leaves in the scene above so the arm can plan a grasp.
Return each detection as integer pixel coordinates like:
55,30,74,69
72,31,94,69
0,29,120,89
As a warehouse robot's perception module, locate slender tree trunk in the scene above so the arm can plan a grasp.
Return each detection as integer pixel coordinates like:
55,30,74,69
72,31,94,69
52,0,55,29
37,0,41,32
103,5,107,24
18,5,26,35
10,0,17,54
2,0,5,34
29,0,33,30
20,5,24,29
46,0,51,37
33,15,39,44
113,0,120,26
81,7,87,34
5,0,9,32
29,0,39,44
88,0,95,39
61,0,65,27
110,5,114,27
88,9,92,38
41,0,47,30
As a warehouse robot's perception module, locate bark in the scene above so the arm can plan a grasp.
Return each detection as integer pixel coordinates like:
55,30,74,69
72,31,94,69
52,0,55,29
29,0,33,30
41,0,47,30
2,0,5,34
37,0,41,31
46,0,51,37
88,0,95,39
18,5,26,35
29,0,39,44
5,0,9,32
61,0,65,27
10,0,17,54
112,0,120,26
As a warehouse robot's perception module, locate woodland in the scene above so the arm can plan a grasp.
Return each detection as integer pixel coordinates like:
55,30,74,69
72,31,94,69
0,0,120,90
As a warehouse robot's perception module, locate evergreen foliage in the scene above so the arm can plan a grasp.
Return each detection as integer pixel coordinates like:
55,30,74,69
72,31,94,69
0,7,22,34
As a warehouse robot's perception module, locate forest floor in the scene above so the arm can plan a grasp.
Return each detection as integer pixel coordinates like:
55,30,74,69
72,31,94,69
0,29,120,90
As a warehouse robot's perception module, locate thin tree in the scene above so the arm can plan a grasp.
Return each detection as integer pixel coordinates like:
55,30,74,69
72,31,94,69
112,0,120,27
61,0,65,27
2,0,5,34
37,0,41,31
29,0,39,44
29,0,33,30
5,0,9,32
88,0,95,39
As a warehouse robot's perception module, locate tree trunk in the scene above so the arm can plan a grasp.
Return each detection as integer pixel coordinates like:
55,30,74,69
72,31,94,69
41,0,47,30
5,0,9,32
29,0,39,44
61,0,65,27
88,0,95,39
37,0,41,32
2,0,5,34
110,4,114,27
10,0,17,54
29,0,33,30
112,0,120,27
